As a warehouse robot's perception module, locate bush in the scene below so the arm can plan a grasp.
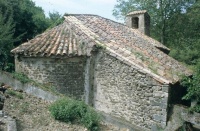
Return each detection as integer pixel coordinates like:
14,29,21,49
81,107,100,131
49,98,100,131
181,62,200,113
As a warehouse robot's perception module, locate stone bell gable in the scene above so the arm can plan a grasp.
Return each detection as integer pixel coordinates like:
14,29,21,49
126,10,150,36
11,12,192,130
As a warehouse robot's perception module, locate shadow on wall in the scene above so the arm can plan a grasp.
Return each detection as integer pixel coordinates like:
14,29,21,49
167,82,190,122
170,82,190,106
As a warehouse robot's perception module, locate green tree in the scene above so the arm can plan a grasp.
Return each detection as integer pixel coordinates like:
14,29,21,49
0,0,63,71
10,0,63,46
47,11,64,28
114,0,200,111
181,62,200,112
169,0,200,65
113,0,195,44
11,0,50,46
0,1,15,71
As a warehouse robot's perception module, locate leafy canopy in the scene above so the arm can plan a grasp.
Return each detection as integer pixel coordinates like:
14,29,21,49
113,0,200,112
0,0,63,71
181,62,200,112
113,0,196,44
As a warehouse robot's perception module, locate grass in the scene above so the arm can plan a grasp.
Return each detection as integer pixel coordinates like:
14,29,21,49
19,102,30,114
12,72,31,84
6,90,23,99
11,72,62,96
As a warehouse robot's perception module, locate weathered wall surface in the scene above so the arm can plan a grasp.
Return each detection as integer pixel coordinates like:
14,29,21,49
93,52,169,130
0,71,58,101
15,56,86,99
14,51,170,130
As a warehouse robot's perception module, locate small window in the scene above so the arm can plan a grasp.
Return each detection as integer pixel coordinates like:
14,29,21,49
132,17,139,29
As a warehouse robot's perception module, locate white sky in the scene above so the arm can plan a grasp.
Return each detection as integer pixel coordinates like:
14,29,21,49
32,0,121,22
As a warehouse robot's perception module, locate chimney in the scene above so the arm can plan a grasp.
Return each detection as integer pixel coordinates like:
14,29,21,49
125,10,150,36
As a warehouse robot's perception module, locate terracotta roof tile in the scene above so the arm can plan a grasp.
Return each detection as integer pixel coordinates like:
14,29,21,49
11,14,192,84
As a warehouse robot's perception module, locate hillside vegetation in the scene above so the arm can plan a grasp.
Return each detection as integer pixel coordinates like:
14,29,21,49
2,89,124,131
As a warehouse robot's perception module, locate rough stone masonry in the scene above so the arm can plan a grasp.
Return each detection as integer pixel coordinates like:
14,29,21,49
15,56,86,99
93,51,169,130
15,50,170,130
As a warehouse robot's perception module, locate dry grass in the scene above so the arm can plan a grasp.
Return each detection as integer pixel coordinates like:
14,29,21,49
2,90,121,131
3,90,86,131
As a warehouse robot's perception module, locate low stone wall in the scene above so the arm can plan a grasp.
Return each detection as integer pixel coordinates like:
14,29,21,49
0,71,58,101
15,56,86,99
93,52,169,130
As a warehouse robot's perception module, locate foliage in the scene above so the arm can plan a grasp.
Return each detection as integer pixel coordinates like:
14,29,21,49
49,98,100,131
10,1,63,45
11,0,49,45
0,1,15,71
113,0,200,65
0,0,63,72
181,63,200,101
12,72,31,84
11,71,61,96
113,0,200,113
113,0,195,44
47,11,64,28
169,1,200,65
188,105,200,113
80,107,100,131
181,63,200,112
6,89,23,99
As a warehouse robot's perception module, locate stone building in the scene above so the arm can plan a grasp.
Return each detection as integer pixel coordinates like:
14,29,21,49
11,11,191,130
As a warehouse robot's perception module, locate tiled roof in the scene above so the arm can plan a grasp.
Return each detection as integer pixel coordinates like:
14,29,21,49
11,21,93,57
127,10,147,16
11,14,191,84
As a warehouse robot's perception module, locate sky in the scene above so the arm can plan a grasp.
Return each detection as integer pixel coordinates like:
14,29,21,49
32,0,121,22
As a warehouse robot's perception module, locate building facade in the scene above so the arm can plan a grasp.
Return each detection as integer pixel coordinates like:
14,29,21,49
11,11,191,130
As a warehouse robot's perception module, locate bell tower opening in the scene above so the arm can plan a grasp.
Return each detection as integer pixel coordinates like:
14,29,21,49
132,17,139,29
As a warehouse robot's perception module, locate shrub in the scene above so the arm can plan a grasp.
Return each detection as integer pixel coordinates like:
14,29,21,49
49,98,100,131
81,107,100,131
181,63,200,113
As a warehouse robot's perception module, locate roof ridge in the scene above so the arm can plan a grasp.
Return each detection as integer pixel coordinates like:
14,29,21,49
65,16,171,84
64,15,105,48
64,13,98,17
11,14,192,84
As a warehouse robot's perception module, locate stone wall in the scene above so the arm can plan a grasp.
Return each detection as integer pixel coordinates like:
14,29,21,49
15,56,86,99
93,52,169,130
14,51,171,130
0,71,58,101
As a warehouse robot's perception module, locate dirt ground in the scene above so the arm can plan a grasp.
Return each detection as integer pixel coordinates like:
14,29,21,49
1,90,124,131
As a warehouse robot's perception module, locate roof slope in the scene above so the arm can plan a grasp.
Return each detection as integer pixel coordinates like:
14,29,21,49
11,14,191,84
